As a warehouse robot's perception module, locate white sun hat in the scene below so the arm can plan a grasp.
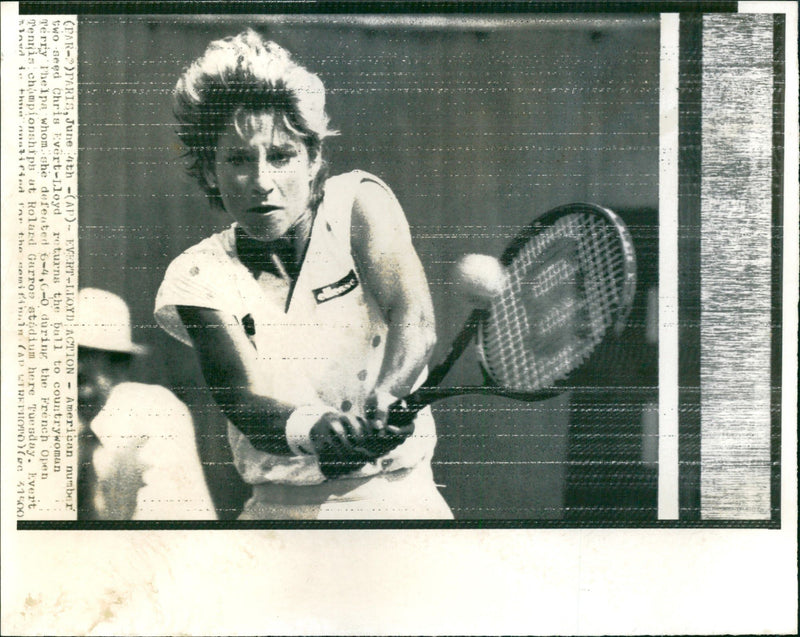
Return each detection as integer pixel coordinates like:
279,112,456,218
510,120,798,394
77,288,147,355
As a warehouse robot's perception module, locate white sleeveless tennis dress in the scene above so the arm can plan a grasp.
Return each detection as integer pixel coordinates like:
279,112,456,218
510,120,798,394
155,171,452,519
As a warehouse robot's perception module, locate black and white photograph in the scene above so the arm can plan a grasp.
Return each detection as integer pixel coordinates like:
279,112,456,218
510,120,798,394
75,14,661,523
1,2,797,635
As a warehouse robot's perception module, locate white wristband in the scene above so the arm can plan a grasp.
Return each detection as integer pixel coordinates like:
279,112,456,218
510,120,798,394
285,404,331,456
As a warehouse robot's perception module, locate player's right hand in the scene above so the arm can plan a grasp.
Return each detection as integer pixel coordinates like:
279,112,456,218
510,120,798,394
311,412,379,479
309,412,378,459
361,390,415,458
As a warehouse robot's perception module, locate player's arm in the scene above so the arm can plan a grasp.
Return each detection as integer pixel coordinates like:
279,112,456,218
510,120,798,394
176,305,376,459
351,178,437,428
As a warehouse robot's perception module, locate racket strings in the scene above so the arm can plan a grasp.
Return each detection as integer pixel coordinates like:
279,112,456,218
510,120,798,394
493,261,533,387
576,214,626,340
483,212,628,391
495,218,577,387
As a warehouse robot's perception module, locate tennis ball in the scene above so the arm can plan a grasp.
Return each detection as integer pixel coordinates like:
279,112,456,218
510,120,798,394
452,253,507,306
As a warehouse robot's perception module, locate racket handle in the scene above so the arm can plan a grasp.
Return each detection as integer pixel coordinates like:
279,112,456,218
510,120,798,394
386,392,430,431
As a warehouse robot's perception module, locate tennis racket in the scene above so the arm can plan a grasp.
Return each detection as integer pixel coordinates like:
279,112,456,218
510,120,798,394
387,202,637,429
318,202,636,478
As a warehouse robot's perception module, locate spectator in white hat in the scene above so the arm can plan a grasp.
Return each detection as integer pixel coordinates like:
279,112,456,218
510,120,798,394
78,288,216,520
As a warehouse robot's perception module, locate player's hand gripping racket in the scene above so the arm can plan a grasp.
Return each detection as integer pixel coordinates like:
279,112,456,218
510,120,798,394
387,202,637,431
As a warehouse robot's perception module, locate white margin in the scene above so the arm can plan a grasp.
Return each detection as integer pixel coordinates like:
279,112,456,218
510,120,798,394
658,13,680,520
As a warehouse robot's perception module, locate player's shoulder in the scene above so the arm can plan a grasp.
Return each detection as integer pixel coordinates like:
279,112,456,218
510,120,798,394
181,225,236,260
165,225,236,276
326,170,395,202
348,172,405,231
326,171,400,221
319,171,398,240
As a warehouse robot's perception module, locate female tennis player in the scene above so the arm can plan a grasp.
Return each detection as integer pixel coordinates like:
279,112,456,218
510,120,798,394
154,30,452,519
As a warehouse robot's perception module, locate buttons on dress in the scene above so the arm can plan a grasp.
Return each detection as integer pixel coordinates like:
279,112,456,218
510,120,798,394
189,266,199,276
372,335,381,348
242,314,256,337
357,369,367,381
340,400,352,412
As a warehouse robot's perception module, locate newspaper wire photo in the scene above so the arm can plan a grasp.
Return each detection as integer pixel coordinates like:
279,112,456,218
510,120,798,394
1,3,797,636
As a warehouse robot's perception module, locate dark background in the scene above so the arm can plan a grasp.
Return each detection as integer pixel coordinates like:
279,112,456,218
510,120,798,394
78,15,659,520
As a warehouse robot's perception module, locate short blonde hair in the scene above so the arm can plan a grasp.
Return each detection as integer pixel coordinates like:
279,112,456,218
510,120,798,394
173,30,337,210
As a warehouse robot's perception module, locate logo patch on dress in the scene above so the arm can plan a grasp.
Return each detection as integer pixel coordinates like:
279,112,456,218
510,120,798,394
313,270,359,304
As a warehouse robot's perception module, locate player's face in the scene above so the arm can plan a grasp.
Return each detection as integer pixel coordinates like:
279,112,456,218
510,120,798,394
212,111,319,242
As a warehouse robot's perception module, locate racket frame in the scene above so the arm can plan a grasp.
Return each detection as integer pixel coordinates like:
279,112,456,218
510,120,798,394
387,202,637,428
475,202,637,396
